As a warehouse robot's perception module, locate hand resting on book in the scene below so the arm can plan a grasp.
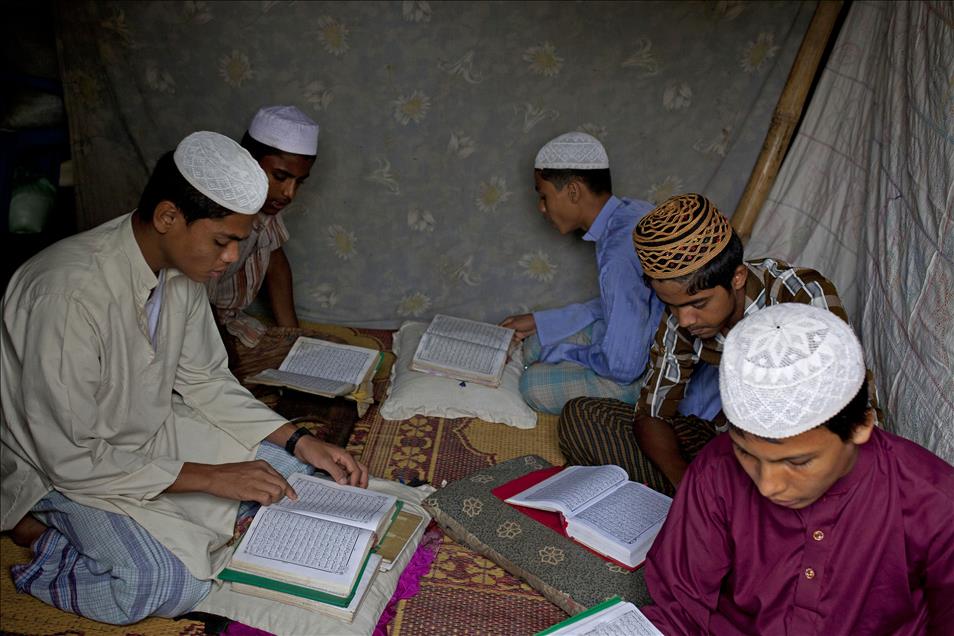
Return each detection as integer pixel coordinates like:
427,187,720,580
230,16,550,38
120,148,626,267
500,313,537,341
168,422,368,505
171,459,299,506
293,432,369,489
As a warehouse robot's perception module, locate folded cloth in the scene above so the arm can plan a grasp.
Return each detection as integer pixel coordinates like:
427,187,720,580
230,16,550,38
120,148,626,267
224,312,268,348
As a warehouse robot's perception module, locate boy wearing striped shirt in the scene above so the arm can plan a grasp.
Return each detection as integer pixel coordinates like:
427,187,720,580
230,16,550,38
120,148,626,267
559,193,856,494
207,105,318,350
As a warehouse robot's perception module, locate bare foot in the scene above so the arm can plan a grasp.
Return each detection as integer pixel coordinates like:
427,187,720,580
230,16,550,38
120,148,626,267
9,514,47,547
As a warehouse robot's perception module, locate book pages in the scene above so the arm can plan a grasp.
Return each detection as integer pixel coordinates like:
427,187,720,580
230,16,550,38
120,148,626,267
575,482,671,545
415,336,503,376
244,509,360,575
427,314,514,349
510,465,628,515
411,314,515,385
248,369,353,396
226,474,398,596
279,338,378,385
564,606,662,635
278,474,395,532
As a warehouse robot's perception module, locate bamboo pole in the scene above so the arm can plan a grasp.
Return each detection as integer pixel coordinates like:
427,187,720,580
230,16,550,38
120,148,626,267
732,0,844,242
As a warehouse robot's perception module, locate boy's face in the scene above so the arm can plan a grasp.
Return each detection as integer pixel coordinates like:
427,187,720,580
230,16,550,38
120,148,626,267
160,207,254,282
259,153,315,215
728,419,872,509
650,265,746,339
534,171,584,234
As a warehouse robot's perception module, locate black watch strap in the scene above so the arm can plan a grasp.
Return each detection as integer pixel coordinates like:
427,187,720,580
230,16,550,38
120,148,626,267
284,426,312,456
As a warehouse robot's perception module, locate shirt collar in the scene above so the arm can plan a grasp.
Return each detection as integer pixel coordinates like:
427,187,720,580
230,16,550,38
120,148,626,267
118,213,159,306
582,195,622,242
697,266,767,350
742,263,766,316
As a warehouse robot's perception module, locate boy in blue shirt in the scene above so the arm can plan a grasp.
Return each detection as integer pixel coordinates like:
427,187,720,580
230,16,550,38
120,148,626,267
503,132,718,416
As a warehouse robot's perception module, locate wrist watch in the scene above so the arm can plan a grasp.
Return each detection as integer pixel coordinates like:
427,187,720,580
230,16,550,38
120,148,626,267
284,426,312,456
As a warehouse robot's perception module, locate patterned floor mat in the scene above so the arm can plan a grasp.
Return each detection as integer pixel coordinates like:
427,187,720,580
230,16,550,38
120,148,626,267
347,381,569,635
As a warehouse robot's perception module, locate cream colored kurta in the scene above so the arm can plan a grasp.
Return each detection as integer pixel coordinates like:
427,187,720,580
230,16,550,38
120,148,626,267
0,213,287,578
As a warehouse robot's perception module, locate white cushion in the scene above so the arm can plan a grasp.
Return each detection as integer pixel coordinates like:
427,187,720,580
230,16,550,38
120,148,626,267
379,321,537,429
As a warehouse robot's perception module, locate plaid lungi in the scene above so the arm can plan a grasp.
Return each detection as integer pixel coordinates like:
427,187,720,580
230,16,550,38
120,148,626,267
12,441,311,624
520,330,642,415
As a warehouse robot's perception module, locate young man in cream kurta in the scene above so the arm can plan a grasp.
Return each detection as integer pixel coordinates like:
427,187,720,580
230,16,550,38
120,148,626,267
0,132,367,624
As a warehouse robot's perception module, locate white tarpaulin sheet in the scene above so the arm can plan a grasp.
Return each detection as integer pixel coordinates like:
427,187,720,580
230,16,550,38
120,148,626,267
747,1,953,462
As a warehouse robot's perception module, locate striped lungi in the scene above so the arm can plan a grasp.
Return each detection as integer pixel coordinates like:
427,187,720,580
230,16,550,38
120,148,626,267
558,397,719,496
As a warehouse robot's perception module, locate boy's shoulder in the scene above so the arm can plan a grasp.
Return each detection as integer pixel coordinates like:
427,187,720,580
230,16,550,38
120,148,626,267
874,427,954,502
601,196,654,241
7,217,125,304
617,196,655,217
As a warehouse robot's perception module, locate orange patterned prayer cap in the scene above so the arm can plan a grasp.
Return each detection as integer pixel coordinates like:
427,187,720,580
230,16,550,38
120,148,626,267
632,193,733,279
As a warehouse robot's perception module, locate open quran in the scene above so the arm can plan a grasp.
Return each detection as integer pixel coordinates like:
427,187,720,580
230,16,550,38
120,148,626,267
410,314,515,387
506,465,671,569
245,337,381,399
219,473,399,609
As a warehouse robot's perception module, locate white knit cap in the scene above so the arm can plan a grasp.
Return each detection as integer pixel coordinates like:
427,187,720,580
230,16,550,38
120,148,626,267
719,304,865,439
248,105,319,156
173,131,267,215
534,131,609,170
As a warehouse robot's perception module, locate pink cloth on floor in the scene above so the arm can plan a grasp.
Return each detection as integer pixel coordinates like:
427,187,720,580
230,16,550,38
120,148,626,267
222,620,270,636
374,524,442,635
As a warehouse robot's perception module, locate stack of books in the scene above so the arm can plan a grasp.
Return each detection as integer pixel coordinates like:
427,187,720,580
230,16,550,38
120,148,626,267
219,473,425,623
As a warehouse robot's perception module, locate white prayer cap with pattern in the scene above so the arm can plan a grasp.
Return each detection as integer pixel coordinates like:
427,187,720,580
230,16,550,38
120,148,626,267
534,131,609,170
173,131,267,215
719,303,865,439
248,105,319,156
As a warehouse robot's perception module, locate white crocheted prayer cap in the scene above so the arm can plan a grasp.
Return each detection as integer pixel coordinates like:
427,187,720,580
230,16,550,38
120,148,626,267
173,131,267,215
534,131,609,170
248,105,319,156
719,304,865,439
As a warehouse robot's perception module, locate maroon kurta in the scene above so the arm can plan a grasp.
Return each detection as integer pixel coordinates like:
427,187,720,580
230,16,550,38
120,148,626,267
642,428,954,635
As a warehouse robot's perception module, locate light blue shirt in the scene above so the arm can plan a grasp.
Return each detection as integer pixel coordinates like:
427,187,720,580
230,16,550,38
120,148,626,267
532,196,662,385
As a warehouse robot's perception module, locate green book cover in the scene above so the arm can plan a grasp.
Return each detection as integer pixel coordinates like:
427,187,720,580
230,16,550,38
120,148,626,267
219,551,373,608
534,597,623,636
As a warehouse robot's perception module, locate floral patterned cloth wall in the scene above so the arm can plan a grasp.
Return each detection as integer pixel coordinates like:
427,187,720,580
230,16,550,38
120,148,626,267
56,1,813,327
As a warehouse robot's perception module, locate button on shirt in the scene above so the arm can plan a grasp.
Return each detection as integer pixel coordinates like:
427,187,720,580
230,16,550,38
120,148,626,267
533,196,663,385
642,429,954,635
